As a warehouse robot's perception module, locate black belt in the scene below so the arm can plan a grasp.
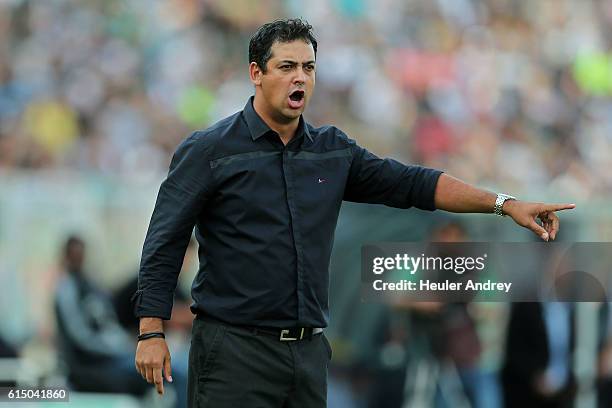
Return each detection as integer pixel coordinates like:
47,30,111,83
195,314,323,342
258,326,323,341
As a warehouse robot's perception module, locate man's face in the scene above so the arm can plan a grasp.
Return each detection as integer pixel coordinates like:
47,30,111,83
251,40,316,122
66,242,85,272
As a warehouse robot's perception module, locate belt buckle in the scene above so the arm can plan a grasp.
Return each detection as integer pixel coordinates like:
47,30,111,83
280,328,304,341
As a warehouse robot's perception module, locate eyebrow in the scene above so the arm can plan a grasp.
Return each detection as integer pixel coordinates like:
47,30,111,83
278,60,316,65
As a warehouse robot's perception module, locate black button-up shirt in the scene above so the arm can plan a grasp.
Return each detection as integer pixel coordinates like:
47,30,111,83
133,96,442,328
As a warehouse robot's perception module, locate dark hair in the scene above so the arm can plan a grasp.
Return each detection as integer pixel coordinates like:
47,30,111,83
64,234,84,256
249,18,317,73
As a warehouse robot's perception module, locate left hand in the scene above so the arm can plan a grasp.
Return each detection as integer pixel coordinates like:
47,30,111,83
503,201,576,241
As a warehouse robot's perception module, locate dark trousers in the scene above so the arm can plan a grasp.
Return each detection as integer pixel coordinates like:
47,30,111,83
187,316,331,407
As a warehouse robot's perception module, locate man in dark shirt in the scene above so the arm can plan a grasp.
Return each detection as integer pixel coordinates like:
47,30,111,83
133,18,575,407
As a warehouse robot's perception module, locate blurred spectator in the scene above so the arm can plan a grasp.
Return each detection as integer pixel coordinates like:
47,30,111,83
113,237,197,336
394,221,505,408
597,311,612,408
501,302,577,408
0,335,17,359
501,235,612,408
366,221,498,408
53,235,149,396
0,334,18,387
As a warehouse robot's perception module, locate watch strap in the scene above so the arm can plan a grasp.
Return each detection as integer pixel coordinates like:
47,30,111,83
494,193,516,216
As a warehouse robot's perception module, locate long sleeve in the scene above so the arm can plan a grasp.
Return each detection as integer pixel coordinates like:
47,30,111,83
341,133,443,210
55,277,131,359
133,131,214,319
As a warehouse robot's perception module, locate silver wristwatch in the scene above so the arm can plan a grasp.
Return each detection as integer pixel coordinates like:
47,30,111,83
494,193,516,216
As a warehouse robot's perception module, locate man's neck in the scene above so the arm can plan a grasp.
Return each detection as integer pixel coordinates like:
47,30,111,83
253,96,299,145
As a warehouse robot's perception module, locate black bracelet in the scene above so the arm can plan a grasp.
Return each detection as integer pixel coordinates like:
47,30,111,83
138,331,165,341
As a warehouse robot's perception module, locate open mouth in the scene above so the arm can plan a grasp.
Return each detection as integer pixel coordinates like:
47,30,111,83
288,90,305,109
289,90,305,102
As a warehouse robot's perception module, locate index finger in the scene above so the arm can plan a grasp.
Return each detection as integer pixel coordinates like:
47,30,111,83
153,367,164,395
543,203,576,212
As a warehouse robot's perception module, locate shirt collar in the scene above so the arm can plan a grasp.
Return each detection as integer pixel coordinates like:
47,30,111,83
243,96,313,142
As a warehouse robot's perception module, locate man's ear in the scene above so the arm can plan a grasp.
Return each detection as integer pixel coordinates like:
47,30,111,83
249,62,263,86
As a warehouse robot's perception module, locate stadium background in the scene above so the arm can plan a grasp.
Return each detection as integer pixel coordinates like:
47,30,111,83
0,0,611,406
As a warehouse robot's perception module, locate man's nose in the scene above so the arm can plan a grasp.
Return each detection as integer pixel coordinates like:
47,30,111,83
293,67,306,84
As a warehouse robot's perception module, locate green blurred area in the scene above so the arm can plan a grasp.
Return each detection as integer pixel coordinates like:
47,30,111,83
573,52,612,96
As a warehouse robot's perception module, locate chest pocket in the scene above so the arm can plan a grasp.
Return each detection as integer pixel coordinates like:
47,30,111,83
289,148,352,209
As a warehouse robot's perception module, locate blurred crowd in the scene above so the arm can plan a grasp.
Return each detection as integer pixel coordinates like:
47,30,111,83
2,0,612,407
1,0,611,196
